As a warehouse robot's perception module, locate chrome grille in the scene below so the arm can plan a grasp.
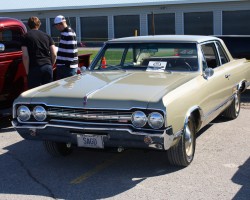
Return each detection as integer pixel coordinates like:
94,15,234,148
47,107,132,123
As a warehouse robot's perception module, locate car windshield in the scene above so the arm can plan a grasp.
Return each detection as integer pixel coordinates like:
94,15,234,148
91,43,199,72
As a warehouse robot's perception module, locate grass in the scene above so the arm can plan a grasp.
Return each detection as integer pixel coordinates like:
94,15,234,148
78,48,125,65
78,48,100,62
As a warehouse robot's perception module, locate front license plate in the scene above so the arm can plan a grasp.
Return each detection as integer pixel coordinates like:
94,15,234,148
77,134,104,149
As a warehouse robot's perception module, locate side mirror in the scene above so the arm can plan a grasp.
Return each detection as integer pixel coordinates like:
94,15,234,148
203,68,214,79
0,43,5,52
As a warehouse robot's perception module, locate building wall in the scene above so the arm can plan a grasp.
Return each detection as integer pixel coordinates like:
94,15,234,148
1,1,250,43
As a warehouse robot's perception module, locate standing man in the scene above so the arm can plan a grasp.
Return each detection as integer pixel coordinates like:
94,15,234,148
54,15,78,79
22,16,57,89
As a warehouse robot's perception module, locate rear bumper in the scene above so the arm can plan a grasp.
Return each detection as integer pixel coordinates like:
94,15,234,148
12,119,177,150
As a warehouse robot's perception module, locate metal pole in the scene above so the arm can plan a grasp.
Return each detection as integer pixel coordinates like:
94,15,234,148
135,29,138,36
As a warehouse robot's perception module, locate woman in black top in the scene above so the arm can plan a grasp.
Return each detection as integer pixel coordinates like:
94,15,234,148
22,16,57,89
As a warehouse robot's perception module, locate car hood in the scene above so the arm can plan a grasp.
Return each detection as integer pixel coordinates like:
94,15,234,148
18,71,197,109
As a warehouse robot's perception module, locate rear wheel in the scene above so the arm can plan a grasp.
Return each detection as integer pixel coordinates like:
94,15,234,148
222,92,241,119
43,141,73,157
167,116,196,167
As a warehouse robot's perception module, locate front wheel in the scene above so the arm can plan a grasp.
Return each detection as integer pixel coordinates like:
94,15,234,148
43,141,73,157
167,117,196,167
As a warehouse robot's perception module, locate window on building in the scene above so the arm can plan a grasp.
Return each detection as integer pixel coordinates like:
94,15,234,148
50,17,76,44
223,10,250,35
148,13,175,35
114,15,140,38
80,16,108,44
68,17,76,33
39,19,46,33
50,18,60,44
184,12,213,35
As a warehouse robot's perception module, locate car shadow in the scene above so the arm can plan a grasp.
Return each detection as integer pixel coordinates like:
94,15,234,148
241,88,250,103
0,115,13,130
0,126,15,133
210,115,234,123
232,157,250,199
1,139,183,200
196,123,213,138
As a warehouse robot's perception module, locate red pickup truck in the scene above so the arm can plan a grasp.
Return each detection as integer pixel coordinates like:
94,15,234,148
0,17,27,116
0,17,91,118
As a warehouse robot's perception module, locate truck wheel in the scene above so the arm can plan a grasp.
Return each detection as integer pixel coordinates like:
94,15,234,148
222,93,240,119
43,140,72,157
167,117,196,167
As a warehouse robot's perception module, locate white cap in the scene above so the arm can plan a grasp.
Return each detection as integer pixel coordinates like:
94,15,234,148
54,15,66,25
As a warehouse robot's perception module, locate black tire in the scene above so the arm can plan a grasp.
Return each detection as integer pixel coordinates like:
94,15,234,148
43,140,73,157
167,117,196,167
223,93,241,119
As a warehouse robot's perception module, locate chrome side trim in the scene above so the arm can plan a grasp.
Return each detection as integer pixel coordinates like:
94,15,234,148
203,94,234,121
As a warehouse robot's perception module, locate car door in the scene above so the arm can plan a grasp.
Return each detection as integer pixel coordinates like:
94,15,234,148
0,27,27,109
198,41,233,123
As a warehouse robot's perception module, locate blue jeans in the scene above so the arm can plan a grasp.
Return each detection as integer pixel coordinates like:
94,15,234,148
56,65,77,80
28,64,53,89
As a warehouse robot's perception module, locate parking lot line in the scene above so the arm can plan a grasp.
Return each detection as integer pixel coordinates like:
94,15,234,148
70,153,124,184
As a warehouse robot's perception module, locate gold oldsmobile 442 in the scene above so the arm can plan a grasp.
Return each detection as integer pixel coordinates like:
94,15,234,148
12,35,250,167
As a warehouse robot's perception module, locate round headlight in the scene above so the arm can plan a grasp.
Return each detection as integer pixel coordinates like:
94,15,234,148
17,105,31,121
131,111,147,128
33,106,47,121
148,112,164,129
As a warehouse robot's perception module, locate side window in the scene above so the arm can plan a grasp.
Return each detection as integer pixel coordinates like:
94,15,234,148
201,42,220,69
216,42,229,65
123,47,134,65
0,28,22,52
0,29,12,41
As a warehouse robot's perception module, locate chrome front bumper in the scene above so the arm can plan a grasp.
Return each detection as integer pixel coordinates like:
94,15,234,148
12,119,177,150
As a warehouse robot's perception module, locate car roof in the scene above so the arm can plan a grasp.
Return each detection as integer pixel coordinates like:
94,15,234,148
108,35,219,44
0,17,26,31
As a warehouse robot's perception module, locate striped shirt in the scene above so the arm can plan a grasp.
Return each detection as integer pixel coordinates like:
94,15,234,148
56,27,78,68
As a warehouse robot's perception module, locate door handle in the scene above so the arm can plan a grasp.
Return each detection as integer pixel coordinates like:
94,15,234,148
225,74,231,79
